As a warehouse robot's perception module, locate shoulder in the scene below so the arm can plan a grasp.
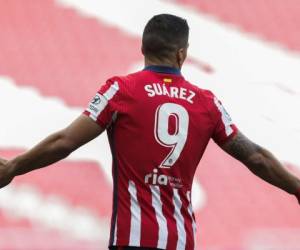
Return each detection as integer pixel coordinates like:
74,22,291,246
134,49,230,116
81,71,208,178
106,70,145,88
101,70,146,100
185,81,218,107
183,80,214,97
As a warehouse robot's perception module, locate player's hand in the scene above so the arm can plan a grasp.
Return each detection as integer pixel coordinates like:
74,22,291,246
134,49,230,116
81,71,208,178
0,158,14,188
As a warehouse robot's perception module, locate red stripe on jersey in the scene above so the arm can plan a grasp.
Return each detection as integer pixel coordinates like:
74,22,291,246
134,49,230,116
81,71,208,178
115,179,131,246
186,191,197,249
160,189,178,250
138,186,159,247
180,190,195,250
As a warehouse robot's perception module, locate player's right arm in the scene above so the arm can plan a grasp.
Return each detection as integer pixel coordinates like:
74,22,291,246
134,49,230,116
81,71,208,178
0,77,122,189
221,131,300,203
0,114,104,188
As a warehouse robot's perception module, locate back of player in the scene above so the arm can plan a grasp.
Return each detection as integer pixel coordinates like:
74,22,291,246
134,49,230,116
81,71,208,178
84,65,237,250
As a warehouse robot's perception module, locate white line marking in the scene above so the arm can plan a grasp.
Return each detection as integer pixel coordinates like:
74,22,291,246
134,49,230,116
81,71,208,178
0,184,109,241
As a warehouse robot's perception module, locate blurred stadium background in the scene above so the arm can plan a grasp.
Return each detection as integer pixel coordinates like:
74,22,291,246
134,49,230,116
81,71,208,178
0,0,300,249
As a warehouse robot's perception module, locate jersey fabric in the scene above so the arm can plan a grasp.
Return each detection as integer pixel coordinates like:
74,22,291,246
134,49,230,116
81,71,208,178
110,246,161,250
83,65,238,250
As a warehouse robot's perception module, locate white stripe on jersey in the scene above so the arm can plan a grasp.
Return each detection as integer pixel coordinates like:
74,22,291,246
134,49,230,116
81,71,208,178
103,81,120,99
113,216,117,246
187,191,197,239
213,96,234,136
128,180,141,246
173,189,186,250
150,185,168,249
87,81,119,121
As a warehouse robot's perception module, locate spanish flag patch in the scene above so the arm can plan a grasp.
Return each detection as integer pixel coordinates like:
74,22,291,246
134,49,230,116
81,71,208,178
163,78,172,83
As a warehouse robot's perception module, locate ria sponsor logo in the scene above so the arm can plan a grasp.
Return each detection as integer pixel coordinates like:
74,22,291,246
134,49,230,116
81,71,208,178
144,169,183,188
145,168,168,186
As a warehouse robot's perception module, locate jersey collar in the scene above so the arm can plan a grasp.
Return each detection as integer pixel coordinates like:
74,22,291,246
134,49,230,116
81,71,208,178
143,65,181,76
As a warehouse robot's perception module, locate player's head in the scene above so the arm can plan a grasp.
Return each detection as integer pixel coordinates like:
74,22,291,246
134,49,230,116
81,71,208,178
142,14,189,69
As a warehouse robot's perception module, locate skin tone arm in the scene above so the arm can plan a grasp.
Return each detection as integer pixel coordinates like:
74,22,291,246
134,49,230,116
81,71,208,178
0,114,104,188
221,131,300,201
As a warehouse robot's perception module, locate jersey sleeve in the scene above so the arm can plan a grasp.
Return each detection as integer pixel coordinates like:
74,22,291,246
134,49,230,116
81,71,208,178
83,77,123,128
210,93,238,145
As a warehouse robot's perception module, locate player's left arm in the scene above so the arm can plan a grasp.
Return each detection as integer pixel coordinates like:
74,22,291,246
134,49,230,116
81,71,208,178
0,114,104,188
221,131,300,204
209,91,300,204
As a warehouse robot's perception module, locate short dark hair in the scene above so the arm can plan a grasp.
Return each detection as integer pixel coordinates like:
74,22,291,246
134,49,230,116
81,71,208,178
142,14,189,60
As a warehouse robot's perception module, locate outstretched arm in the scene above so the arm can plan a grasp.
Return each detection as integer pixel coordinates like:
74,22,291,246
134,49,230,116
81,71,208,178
0,114,104,188
221,131,300,203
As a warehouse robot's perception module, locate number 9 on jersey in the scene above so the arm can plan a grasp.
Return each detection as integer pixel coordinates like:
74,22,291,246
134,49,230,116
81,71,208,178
154,103,189,168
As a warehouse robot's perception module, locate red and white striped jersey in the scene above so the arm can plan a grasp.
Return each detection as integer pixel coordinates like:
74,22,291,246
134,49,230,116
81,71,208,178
84,66,238,250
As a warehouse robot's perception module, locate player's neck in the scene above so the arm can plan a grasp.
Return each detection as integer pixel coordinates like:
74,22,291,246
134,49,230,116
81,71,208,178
144,57,181,70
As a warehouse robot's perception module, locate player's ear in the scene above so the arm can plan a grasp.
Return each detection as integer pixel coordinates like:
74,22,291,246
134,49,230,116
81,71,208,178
177,47,187,68
141,46,145,56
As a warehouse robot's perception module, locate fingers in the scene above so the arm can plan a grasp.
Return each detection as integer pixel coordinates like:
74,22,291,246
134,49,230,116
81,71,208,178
0,181,10,189
0,180,12,189
0,158,12,188
0,178,13,189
